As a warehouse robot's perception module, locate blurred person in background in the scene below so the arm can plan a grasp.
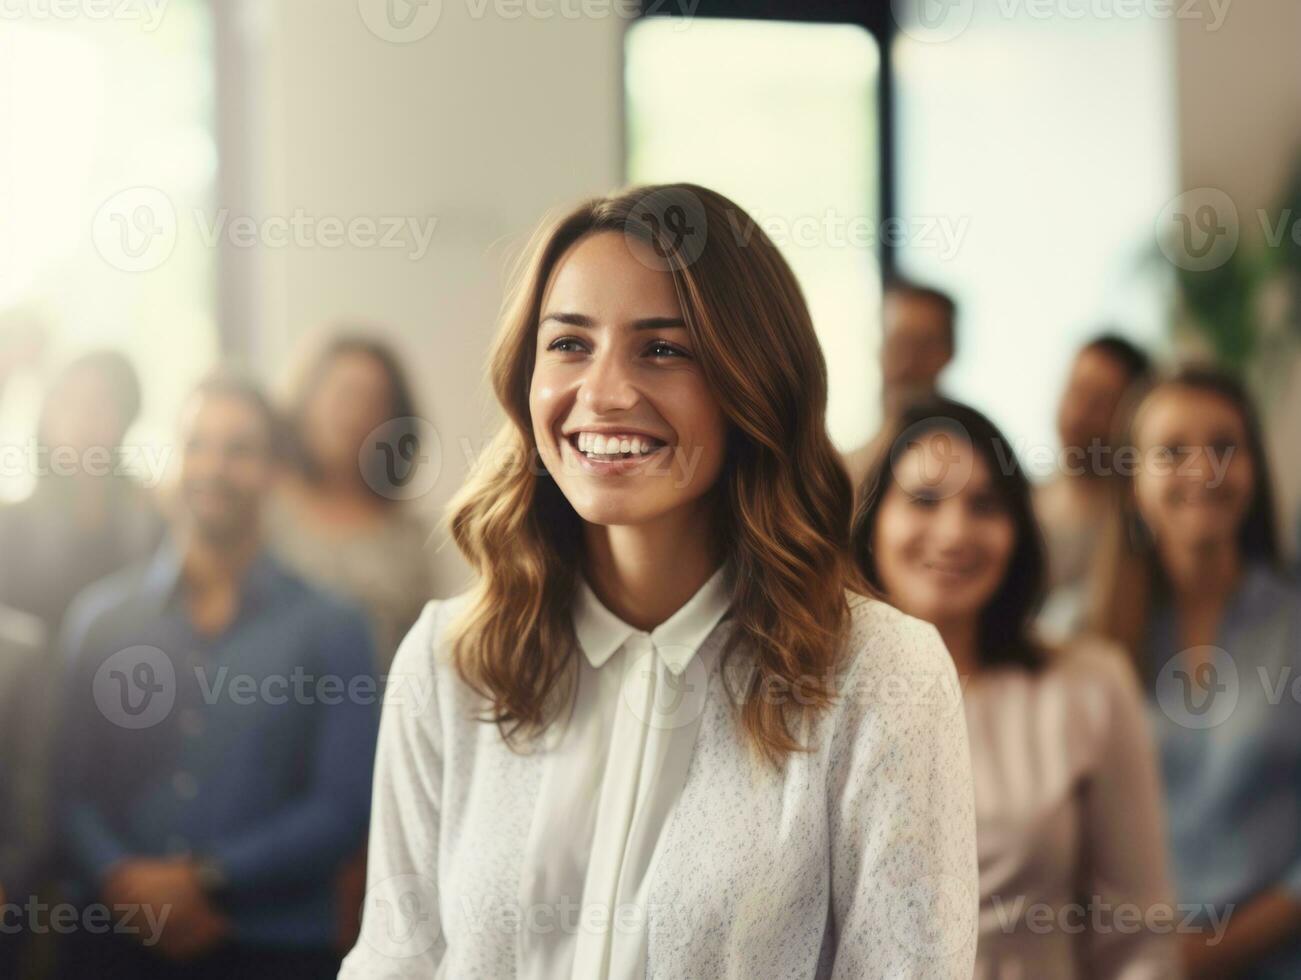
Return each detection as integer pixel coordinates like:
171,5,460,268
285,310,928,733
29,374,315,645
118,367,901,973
56,372,379,980
268,333,433,953
269,333,433,668
853,398,1179,979
1093,367,1301,980
0,349,162,637
1037,333,1153,642
842,277,957,491
0,603,50,978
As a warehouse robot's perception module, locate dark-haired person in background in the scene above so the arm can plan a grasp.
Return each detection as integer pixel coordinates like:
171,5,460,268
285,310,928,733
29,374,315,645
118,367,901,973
56,373,378,980
843,278,957,492
854,398,1178,979
268,334,433,668
1093,367,1301,979
1036,333,1153,642
0,350,162,638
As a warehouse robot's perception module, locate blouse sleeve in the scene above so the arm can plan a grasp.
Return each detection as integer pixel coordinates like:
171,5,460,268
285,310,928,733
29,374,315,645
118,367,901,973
1074,644,1183,979
340,600,448,979
826,605,978,978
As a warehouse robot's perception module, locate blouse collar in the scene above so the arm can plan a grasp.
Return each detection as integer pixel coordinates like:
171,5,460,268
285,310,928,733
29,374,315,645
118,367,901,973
572,564,732,676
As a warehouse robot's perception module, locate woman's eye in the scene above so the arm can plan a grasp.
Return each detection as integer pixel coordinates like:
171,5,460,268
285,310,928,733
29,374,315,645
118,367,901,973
546,336,587,354
908,493,940,509
646,340,689,359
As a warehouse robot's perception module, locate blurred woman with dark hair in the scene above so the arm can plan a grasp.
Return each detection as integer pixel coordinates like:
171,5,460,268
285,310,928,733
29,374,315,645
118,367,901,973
854,397,1178,979
268,332,433,668
1092,366,1301,979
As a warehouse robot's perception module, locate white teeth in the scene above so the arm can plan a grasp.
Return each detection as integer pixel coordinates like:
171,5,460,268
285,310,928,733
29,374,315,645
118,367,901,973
571,432,663,457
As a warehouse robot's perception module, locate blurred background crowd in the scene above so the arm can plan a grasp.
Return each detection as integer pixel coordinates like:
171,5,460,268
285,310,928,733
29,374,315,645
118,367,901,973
1,0,1300,978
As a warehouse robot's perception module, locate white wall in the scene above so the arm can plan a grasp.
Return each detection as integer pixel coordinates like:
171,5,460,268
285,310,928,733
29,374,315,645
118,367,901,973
1174,1,1301,547
242,0,626,593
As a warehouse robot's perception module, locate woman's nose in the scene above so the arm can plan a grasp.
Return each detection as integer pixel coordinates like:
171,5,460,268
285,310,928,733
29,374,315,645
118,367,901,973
931,500,973,546
578,351,638,414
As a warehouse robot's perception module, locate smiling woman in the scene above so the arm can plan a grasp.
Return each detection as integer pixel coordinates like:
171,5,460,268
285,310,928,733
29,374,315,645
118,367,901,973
340,184,979,979
852,397,1180,978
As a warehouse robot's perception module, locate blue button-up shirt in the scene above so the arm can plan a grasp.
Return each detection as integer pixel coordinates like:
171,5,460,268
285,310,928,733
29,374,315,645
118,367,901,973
1148,563,1301,979
59,544,381,948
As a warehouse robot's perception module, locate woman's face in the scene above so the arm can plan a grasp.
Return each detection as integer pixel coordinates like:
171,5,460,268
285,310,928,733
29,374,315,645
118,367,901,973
873,433,1016,629
528,231,728,530
302,350,396,476
1131,385,1255,555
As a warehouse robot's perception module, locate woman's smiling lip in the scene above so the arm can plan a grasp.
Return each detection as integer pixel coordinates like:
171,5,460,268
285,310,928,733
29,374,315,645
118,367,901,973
561,424,671,443
560,431,672,476
920,559,982,578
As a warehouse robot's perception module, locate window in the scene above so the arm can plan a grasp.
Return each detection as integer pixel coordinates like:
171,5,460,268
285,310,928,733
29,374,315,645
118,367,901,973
892,12,1177,466
625,16,883,451
0,4,217,498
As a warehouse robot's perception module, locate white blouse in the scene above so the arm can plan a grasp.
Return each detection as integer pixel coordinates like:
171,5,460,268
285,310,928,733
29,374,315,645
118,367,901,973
341,573,979,979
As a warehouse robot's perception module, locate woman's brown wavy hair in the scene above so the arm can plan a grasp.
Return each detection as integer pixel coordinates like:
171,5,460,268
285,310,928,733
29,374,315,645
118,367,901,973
446,183,869,765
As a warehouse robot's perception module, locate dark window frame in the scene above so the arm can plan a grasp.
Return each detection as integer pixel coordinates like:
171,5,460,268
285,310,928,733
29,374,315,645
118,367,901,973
630,0,899,276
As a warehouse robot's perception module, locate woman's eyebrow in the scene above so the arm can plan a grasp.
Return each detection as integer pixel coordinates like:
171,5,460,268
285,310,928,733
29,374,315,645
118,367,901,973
538,313,687,330
539,311,594,328
631,316,687,331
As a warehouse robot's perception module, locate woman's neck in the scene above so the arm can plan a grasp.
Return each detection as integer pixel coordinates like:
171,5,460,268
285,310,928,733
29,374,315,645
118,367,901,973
1160,536,1243,606
932,615,981,682
582,504,721,632
289,468,386,524
1159,536,1244,647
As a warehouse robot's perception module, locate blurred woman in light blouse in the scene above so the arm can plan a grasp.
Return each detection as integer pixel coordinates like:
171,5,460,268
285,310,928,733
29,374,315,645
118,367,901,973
854,397,1180,980
1093,367,1301,979
340,184,978,978
269,333,433,668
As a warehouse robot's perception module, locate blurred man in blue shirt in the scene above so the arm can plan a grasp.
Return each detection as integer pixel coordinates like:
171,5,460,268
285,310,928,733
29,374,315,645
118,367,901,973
56,372,380,979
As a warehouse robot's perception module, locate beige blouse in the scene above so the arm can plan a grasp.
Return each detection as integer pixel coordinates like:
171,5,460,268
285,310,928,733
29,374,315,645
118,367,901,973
265,490,433,668
964,638,1182,980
